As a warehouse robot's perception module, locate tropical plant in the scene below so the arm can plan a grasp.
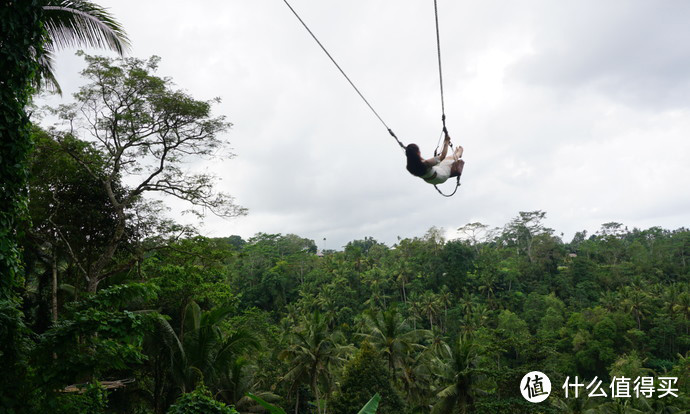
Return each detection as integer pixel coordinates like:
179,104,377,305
279,312,351,414
247,392,382,414
431,335,487,414
167,384,238,414
39,0,129,93
358,307,428,380
45,52,246,292
144,301,259,412
216,356,282,414
331,342,403,414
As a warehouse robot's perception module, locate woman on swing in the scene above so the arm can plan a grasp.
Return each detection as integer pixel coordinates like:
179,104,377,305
405,132,464,185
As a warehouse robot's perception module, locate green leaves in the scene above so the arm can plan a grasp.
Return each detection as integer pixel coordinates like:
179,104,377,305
39,0,130,93
33,283,158,387
245,391,381,414
168,385,238,414
357,393,381,414
246,393,287,414
0,2,45,408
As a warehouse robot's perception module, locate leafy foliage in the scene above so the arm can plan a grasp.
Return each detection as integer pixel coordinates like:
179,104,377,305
33,283,158,388
48,382,109,414
41,52,246,292
16,117,690,414
0,2,46,412
168,385,239,414
39,0,129,93
331,342,402,414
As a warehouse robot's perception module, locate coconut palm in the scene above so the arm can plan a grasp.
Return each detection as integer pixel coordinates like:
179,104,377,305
437,287,453,332
431,335,487,414
420,291,440,330
673,291,690,335
358,307,429,380
144,302,260,412
40,0,130,93
621,287,651,330
216,356,282,414
279,311,351,414
593,398,646,414
550,395,600,414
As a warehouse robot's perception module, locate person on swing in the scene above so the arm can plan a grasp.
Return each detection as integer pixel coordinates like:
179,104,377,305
405,132,464,185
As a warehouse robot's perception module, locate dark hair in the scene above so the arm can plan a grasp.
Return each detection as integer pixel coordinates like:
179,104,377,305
405,143,428,177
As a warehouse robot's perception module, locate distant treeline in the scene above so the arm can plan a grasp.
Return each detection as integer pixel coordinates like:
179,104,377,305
18,198,690,413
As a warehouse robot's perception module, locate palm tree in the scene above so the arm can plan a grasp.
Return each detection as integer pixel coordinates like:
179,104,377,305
593,399,646,414
621,287,651,330
40,0,130,93
279,312,351,414
358,307,429,381
600,290,620,313
550,395,600,414
461,303,490,335
673,291,690,335
420,291,440,330
437,287,453,332
396,270,411,304
431,335,487,414
477,272,498,304
363,289,390,311
145,302,260,412
216,356,282,414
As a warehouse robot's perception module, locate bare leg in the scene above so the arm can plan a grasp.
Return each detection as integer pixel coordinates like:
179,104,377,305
442,145,463,162
450,159,465,177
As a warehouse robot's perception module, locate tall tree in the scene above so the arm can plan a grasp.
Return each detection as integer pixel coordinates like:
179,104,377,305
47,53,246,292
431,335,486,414
24,128,128,325
330,341,403,414
1,3,48,411
280,312,350,414
359,307,428,381
145,301,259,413
1,1,128,410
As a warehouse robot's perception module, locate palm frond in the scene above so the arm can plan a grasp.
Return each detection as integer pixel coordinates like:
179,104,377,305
357,393,381,414
246,392,288,414
36,0,130,93
43,0,130,53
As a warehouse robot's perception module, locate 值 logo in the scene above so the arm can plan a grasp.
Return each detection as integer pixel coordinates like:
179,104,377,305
520,371,552,403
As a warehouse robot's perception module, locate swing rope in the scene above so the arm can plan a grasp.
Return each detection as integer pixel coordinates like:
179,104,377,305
434,0,446,128
281,0,405,151
432,0,461,197
282,0,461,196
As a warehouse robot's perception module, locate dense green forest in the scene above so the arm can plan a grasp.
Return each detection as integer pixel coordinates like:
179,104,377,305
16,125,690,413
1,3,689,413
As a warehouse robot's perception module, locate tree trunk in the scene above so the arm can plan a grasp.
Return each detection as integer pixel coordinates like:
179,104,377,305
87,208,127,292
294,388,299,414
51,253,58,323
87,276,99,294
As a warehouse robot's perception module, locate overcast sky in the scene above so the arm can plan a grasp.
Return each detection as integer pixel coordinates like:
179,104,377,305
40,0,690,250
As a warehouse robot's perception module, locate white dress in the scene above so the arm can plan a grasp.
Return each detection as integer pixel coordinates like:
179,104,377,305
421,156,454,185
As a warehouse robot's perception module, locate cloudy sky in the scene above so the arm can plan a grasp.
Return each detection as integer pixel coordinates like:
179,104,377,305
40,0,690,249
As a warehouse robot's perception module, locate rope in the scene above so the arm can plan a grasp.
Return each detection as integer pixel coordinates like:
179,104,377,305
433,0,446,125
434,176,461,197
432,132,461,197
281,0,405,150
431,0,461,197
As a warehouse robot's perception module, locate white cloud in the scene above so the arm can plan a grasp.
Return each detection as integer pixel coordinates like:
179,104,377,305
39,0,690,249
